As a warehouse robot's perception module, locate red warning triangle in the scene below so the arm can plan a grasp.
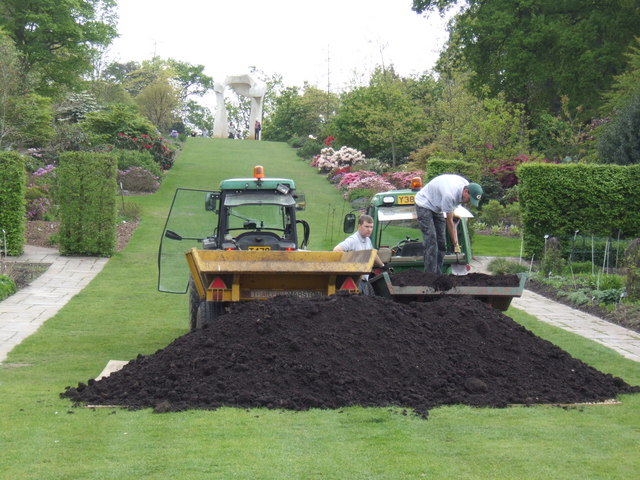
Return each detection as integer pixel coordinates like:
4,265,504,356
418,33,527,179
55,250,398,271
209,277,227,289
340,277,358,291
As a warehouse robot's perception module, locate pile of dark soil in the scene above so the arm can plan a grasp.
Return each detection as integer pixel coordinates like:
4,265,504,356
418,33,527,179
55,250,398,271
390,270,520,290
62,293,638,417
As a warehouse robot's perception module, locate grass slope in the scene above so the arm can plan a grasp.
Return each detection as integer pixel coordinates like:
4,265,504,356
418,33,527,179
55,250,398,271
1,138,639,480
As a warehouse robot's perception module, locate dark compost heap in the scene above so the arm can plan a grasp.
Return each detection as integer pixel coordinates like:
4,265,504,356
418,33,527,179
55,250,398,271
390,270,521,290
62,282,639,416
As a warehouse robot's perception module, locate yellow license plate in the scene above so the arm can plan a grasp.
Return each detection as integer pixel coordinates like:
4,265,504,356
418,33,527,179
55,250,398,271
397,195,415,205
248,246,271,251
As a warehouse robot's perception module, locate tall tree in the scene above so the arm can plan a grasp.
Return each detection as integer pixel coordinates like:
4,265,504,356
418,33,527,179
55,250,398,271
600,37,640,114
0,32,23,148
263,85,338,142
166,59,214,102
412,0,640,117
332,67,427,166
597,91,640,165
135,78,180,133
0,0,118,95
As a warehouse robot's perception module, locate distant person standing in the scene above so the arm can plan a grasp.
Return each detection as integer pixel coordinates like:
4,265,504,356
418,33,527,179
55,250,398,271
414,174,483,273
254,120,261,140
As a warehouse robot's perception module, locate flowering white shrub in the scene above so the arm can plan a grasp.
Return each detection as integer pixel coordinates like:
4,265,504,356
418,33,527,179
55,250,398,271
311,146,366,172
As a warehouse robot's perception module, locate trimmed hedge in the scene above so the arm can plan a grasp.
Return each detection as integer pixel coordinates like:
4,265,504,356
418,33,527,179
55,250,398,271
519,163,640,256
425,159,481,183
0,152,26,255
57,152,118,256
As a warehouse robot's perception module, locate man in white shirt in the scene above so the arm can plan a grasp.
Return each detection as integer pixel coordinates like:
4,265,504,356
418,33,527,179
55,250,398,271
334,214,385,292
414,174,483,273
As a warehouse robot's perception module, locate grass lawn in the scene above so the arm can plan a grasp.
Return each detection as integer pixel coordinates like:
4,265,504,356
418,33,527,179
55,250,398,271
1,138,639,479
472,233,523,257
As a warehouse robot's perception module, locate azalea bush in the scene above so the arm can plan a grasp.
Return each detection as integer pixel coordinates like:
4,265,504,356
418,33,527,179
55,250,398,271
26,164,57,220
112,148,163,180
383,171,424,189
338,171,390,191
312,145,422,201
311,146,366,172
117,167,160,193
115,133,176,170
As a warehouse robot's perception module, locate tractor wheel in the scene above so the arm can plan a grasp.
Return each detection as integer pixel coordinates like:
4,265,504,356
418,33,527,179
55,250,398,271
188,277,201,331
195,301,227,329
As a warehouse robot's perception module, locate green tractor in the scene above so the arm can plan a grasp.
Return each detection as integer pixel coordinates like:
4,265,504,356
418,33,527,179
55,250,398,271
343,179,473,275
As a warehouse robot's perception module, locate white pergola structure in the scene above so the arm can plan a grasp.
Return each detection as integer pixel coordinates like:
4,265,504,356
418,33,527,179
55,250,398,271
213,74,266,139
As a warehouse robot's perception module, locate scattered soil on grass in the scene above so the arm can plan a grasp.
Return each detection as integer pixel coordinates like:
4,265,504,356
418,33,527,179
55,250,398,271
61,293,639,417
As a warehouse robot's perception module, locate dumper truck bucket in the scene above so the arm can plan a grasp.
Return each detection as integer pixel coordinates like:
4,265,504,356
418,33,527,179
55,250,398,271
369,272,527,311
186,248,377,302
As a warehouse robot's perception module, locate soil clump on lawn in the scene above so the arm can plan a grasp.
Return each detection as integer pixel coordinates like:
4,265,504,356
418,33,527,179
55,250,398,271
62,293,638,417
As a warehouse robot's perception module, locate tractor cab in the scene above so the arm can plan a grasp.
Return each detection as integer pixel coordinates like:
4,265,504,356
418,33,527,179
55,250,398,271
343,176,473,274
158,166,309,293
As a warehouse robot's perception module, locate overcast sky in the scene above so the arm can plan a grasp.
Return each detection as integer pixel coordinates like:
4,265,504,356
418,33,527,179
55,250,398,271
107,0,453,91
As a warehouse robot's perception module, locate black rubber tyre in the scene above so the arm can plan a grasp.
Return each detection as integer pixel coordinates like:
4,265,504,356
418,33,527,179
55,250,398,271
195,301,227,329
188,277,201,331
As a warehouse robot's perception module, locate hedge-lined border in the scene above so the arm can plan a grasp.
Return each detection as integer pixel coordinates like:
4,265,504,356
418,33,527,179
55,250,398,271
0,151,26,255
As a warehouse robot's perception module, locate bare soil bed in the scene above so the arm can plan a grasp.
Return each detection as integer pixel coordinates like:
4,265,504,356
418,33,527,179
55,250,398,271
26,220,138,252
61,292,639,417
5,220,139,290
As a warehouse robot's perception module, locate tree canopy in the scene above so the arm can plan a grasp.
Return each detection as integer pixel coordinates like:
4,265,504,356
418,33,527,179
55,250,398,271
0,0,118,95
413,0,640,117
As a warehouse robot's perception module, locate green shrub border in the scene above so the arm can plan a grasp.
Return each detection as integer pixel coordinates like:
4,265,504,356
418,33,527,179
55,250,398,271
57,152,118,256
0,151,26,255
519,163,640,256
0,274,17,300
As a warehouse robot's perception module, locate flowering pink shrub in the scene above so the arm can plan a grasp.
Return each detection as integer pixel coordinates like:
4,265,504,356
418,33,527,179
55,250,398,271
116,133,175,170
26,164,57,220
488,155,556,189
328,166,352,184
336,170,395,197
26,198,52,220
383,171,424,189
337,170,378,189
347,176,395,192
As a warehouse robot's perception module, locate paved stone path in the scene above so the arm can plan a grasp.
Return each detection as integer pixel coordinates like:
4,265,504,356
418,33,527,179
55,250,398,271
471,256,640,363
1,251,639,364
0,246,108,362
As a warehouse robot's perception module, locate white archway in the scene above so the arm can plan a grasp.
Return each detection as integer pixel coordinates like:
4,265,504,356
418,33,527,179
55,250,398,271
213,74,266,139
